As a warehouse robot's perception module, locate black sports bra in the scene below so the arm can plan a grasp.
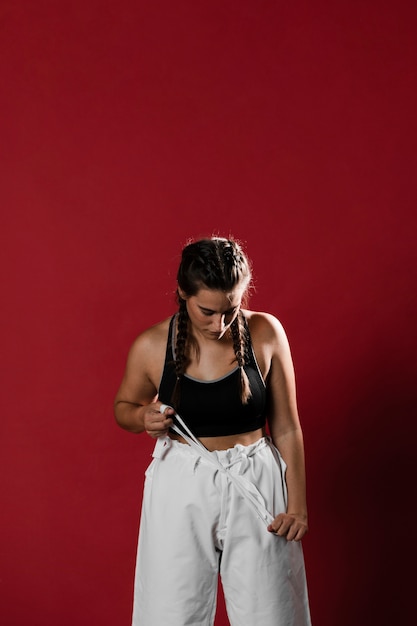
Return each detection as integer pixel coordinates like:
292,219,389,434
158,314,267,437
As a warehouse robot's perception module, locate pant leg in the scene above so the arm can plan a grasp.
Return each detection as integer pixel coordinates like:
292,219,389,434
132,440,221,626
219,440,312,626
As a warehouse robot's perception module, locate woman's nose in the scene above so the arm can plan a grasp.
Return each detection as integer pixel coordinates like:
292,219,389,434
212,314,226,331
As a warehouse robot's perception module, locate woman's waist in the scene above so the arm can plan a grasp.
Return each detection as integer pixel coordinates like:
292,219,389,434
169,427,265,451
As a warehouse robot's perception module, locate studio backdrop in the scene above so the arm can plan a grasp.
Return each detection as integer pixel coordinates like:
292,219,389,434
1,1,416,625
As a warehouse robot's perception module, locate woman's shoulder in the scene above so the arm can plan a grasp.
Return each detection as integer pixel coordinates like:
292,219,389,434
241,310,291,378
118,316,174,392
128,315,173,359
242,309,287,341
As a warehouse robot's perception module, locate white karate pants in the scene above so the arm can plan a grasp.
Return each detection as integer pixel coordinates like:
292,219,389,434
132,437,311,626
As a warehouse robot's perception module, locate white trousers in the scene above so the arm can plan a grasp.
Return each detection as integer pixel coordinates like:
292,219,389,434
132,437,311,626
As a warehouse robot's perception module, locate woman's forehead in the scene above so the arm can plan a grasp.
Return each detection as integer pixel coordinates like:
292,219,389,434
194,287,244,308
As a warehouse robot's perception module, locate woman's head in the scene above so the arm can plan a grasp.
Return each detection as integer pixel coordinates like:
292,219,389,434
177,237,252,301
173,237,253,406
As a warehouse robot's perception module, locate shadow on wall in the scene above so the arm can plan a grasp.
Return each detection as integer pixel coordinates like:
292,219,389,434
310,346,416,626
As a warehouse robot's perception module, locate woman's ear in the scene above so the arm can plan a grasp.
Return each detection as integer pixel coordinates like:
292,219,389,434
177,286,188,300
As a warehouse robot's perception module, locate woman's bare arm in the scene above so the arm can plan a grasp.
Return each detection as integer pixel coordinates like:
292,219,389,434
114,320,174,436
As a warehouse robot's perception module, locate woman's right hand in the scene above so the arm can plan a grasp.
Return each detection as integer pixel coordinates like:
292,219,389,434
142,403,175,438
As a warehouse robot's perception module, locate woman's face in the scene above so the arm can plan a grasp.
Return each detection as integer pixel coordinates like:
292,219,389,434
180,285,245,341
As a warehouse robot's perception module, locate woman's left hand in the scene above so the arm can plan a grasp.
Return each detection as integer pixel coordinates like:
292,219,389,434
267,513,308,542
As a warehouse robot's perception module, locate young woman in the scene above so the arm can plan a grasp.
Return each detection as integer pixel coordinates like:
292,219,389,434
114,237,311,625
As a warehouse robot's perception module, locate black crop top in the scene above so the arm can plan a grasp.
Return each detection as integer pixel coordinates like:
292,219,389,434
158,314,267,437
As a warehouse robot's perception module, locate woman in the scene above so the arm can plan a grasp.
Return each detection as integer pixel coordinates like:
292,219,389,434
114,237,311,625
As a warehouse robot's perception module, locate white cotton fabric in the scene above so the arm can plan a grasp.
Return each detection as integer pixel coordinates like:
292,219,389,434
132,437,311,626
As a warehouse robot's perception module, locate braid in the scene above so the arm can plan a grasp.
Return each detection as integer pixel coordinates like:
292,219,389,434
171,298,189,408
230,312,252,404
177,237,252,297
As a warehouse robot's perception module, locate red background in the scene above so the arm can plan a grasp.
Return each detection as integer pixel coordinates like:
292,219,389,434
1,1,416,624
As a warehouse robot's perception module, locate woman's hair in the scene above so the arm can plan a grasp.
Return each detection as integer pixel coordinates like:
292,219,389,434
172,237,253,407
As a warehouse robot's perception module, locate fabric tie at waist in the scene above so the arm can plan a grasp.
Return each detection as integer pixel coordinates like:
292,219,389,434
155,406,281,526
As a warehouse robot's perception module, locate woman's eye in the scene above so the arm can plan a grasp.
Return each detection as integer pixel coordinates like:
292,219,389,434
200,308,237,318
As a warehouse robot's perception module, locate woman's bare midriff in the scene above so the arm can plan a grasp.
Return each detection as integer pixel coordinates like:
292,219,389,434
169,427,265,451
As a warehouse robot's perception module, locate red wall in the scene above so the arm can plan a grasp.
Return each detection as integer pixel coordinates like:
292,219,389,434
1,1,416,624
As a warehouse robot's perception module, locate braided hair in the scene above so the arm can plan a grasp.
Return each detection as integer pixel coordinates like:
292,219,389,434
172,237,253,407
